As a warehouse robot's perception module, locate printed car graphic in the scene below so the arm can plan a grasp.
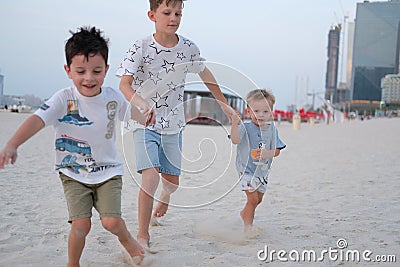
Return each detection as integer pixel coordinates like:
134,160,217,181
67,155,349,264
55,135,92,156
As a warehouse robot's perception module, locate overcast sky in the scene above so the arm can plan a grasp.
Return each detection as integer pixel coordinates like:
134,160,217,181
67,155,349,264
0,0,361,109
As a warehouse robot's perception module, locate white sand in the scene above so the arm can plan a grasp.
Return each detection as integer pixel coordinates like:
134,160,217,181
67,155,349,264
0,111,399,266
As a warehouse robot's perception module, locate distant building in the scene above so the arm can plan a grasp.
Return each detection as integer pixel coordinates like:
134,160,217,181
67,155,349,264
350,0,400,102
325,25,341,103
381,74,400,104
346,22,355,90
184,87,245,125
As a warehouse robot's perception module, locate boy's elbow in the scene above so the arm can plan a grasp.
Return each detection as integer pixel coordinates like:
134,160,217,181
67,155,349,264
274,149,281,157
119,76,133,89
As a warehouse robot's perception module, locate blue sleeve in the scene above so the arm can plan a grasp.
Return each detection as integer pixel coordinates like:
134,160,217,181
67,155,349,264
275,127,286,150
238,122,246,143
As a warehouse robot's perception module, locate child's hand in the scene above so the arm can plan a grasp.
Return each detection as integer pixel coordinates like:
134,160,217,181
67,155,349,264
144,108,156,126
220,104,238,123
260,149,277,160
0,146,18,169
231,112,241,125
131,104,155,126
136,98,155,126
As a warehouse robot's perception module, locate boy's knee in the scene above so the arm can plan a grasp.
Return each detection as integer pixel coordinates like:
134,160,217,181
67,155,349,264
71,218,91,237
101,217,122,233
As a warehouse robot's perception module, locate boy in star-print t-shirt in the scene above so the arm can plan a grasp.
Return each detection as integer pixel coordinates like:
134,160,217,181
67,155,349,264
115,0,238,253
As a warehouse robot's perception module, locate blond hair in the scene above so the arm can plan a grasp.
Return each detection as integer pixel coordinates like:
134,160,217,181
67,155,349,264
246,89,275,107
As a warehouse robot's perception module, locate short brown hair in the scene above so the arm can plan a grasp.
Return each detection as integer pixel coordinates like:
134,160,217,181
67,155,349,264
149,0,185,11
246,89,275,107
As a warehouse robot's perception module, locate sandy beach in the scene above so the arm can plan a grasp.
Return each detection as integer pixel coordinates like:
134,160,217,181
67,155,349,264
0,110,399,266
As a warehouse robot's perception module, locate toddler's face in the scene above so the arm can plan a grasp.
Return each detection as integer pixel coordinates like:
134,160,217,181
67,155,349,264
247,99,273,126
64,54,108,97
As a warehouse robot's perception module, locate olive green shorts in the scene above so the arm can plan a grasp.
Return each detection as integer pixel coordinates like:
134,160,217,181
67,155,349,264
59,173,122,223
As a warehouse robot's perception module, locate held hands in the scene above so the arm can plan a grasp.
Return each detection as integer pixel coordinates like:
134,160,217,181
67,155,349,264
231,111,242,126
143,108,156,126
220,103,241,124
0,145,18,169
131,95,156,126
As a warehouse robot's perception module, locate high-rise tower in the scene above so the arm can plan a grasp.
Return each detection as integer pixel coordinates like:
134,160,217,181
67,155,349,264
325,25,341,103
350,0,400,101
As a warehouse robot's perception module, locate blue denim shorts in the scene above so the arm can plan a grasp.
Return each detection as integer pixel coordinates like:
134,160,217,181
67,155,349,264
133,129,182,175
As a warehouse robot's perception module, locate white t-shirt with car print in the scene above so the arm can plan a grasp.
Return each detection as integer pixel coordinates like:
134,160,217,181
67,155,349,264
35,86,131,184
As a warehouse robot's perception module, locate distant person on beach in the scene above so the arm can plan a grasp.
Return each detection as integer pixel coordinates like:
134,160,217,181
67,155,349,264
230,89,286,231
116,0,237,252
0,26,148,266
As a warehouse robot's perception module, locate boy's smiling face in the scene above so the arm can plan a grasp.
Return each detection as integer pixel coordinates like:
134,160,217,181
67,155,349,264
64,53,108,97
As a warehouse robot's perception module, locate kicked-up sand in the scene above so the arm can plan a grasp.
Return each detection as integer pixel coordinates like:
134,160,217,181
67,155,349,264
0,110,399,266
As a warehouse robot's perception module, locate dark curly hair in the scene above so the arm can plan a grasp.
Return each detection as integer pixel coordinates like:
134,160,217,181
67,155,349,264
65,26,109,67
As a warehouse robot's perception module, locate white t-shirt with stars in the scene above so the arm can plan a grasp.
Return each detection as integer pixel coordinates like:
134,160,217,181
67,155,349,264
116,34,206,134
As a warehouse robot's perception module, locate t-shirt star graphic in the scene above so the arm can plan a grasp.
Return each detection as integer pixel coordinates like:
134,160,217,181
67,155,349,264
159,117,170,129
183,39,192,47
149,72,162,85
128,47,137,57
149,41,171,54
143,55,154,64
131,44,140,52
137,66,144,73
123,68,134,76
177,120,185,128
124,57,135,63
161,60,175,73
133,78,144,86
167,81,178,91
170,108,179,116
177,52,186,60
151,92,169,108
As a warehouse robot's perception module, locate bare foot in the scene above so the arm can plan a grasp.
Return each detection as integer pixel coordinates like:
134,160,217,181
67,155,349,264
239,210,252,231
153,193,170,218
137,237,158,254
150,215,164,226
122,249,143,266
120,238,145,264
